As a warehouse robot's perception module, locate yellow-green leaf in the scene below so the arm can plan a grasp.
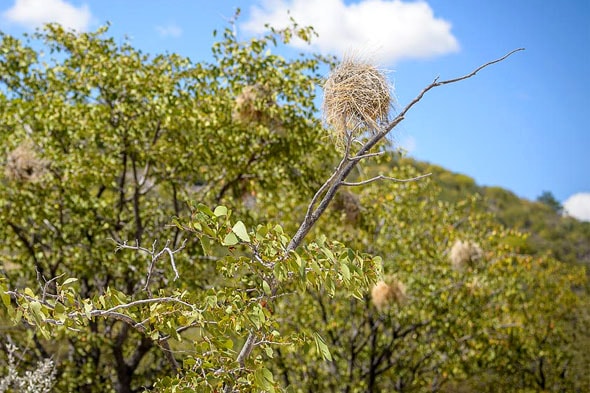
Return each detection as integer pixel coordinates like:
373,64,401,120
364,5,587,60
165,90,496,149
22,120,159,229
232,220,250,242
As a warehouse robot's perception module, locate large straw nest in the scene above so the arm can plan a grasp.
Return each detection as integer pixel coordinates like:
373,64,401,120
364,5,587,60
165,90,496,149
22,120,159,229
323,55,392,136
4,141,48,182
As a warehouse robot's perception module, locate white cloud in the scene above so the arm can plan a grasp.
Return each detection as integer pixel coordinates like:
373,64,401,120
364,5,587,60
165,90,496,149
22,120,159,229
563,192,590,222
156,23,183,38
2,0,91,31
241,0,459,65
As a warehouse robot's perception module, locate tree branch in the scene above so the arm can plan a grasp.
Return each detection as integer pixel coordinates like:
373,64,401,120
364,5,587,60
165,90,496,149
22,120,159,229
231,48,524,377
286,48,523,253
341,173,431,187
113,238,187,289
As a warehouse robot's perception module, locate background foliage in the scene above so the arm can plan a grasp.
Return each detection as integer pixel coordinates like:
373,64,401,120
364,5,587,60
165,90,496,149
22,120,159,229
0,20,588,393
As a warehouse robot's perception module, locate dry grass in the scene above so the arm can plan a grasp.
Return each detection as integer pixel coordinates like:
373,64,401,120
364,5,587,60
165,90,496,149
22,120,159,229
333,190,362,224
323,55,392,137
4,141,48,182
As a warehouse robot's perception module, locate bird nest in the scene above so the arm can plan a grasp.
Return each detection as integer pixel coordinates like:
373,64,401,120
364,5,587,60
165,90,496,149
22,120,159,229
4,141,49,182
232,84,274,124
323,56,392,137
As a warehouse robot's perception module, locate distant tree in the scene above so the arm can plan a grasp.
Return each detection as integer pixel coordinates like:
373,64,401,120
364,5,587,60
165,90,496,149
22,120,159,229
537,190,563,214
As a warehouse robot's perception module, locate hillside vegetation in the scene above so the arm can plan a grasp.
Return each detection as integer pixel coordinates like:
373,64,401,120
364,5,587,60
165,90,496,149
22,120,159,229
402,157,590,268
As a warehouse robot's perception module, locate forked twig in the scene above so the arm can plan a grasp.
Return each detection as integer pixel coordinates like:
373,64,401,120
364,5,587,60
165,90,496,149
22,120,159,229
112,238,187,290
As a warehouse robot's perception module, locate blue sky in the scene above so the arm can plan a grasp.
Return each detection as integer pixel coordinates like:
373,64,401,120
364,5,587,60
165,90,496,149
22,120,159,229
1,0,589,220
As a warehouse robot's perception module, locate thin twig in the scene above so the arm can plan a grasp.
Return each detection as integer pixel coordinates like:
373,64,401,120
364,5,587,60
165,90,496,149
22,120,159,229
41,273,65,302
341,173,431,187
346,151,384,162
112,238,187,289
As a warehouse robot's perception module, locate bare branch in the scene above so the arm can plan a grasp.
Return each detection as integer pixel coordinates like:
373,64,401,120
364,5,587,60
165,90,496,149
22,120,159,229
341,173,431,187
237,331,257,368
112,238,187,289
41,273,65,302
234,48,524,374
223,331,258,392
287,49,523,253
93,296,197,315
346,151,385,162
435,48,525,86
385,48,525,135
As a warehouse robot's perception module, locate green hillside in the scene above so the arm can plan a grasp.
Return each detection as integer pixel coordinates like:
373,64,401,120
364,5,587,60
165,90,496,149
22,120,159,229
402,156,590,269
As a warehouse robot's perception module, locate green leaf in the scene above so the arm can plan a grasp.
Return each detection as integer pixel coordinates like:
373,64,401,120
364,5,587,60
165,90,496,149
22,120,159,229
222,232,239,246
340,263,351,281
197,203,215,217
30,301,45,325
220,338,234,349
62,277,78,287
313,332,332,361
232,220,250,242
0,283,11,308
254,367,275,391
200,236,212,254
262,280,271,295
322,247,335,262
213,205,228,217
264,346,274,358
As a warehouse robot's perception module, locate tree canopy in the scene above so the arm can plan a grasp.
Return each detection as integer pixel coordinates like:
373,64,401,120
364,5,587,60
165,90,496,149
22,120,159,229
0,20,588,393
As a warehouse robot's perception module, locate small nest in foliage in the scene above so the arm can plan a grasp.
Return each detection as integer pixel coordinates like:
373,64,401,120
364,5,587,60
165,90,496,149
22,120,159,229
232,84,275,124
4,141,48,182
450,240,483,271
323,55,392,137
333,190,362,224
371,277,406,311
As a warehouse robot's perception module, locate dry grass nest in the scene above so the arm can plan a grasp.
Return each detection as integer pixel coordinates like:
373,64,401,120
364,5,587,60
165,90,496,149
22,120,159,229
450,240,483,271
323,56,392,136
333,190,362,224
371,277,407,311
4,141,49,182
232,84,275,125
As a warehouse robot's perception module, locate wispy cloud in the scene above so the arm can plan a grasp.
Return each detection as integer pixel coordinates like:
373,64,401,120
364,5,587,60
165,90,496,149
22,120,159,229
563,192,590,222
241,0,459,65
156,23,182,38
2,0,92,31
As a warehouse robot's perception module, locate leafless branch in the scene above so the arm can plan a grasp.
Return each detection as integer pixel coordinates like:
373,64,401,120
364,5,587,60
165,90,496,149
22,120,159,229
341,173,432,187
41,273,65,302
112,238,187,289
346,151,384,162
286,48,523,253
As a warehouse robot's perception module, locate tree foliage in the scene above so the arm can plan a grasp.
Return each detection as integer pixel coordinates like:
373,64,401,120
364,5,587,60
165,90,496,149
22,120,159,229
0,19,588,393
406,158,590,268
